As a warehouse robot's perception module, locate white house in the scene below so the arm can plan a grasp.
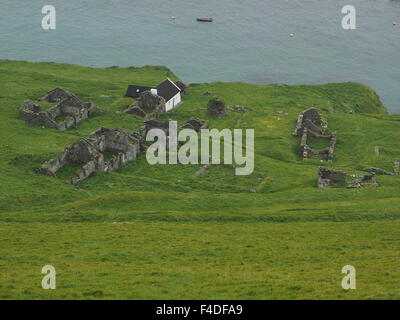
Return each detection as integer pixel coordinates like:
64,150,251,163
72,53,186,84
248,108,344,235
125,78,182,113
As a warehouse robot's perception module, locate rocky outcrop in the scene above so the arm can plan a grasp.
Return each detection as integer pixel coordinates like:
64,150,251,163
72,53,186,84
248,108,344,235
20,90,96,130
37,128,141,184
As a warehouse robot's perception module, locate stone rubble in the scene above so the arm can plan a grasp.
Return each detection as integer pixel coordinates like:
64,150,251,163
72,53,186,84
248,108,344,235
347,173,379,189
229,105,247,113
369,167,396,176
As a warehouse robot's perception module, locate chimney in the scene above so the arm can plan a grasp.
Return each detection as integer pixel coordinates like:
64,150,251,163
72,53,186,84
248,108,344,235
150,88,158,95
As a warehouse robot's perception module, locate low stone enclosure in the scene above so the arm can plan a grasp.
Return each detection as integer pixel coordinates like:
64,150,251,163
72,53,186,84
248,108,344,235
317,164,399,189
37,128,141,184
293,108,336,161
318,167,379,189
20,88,96,130
37,117,208,184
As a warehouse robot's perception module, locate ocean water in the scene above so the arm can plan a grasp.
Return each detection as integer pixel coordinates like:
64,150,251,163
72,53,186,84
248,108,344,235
0,0,399,112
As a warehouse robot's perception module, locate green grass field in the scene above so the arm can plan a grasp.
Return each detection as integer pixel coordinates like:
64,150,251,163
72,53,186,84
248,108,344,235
0,60,399,299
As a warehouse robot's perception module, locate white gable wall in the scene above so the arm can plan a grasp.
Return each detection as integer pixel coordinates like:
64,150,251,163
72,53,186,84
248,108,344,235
165,92,181,112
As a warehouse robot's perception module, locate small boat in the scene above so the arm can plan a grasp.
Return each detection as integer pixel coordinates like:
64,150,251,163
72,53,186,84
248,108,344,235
197,17,213,22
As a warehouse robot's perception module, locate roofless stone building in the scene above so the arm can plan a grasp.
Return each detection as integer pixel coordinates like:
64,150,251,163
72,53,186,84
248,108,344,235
20,88,96,130
37,128,141,184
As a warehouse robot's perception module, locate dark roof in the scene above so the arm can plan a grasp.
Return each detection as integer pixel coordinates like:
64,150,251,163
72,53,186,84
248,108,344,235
156,79,181,102
125,85,152,98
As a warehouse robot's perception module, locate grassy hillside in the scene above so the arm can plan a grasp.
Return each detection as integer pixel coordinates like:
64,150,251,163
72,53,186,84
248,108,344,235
0,60,399,299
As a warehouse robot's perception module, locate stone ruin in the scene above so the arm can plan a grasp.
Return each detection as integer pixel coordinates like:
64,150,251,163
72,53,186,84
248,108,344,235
36,117,208,184
318,167,380,189
318,159,400,189
38,87,73,103
20,88,96,130
317,168,347,188
347,173,379,189
37,128,140,184
141,117,209,137
369,161,400,176
142,119,171,136
126,91,166,119
293,108,336,161
369,167,396,176
180,118,209,132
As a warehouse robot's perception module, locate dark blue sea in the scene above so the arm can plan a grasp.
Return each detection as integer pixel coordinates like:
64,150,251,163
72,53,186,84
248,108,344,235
0,0,399,112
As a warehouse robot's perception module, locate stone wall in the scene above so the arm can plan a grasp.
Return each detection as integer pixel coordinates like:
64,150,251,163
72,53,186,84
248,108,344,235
38,88,73,103
180,118,209,132
20,102,59,129
294,108,336,161
347,173,379,189
293,108,323,137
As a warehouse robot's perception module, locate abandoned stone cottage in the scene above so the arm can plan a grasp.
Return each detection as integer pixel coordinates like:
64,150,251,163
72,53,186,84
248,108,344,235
293,107,336,161
20,88,96,130
37,128,141,184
